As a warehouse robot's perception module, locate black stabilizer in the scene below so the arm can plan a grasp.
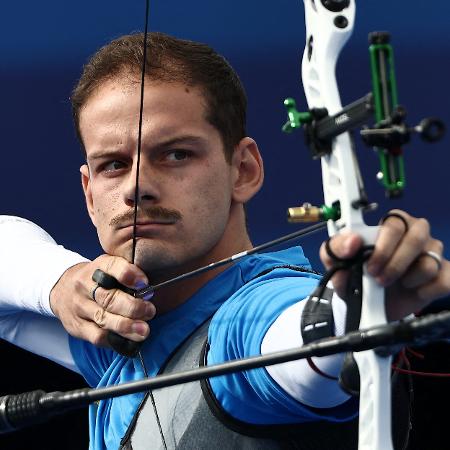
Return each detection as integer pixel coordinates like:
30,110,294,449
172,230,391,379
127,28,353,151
0,390,48,433
1,311,449,435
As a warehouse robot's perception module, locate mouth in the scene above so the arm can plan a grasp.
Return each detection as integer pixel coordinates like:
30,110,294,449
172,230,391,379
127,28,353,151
116,221,177,237
120,221,174,228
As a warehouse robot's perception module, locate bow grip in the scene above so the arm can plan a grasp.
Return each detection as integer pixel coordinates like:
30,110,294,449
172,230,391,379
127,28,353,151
92,269,143,358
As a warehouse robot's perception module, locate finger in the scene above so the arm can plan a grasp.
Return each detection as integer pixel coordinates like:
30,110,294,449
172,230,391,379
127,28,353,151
96,254,149,290
401,239,444,289
367,210,411,277
79,322,109,348
91,285,156,321
319,232,363,269
416,259,450,303
319,233,362,297
92,306,150,342
375,216,431,286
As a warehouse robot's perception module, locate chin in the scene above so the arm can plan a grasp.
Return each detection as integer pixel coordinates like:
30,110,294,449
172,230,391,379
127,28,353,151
133,241,182,274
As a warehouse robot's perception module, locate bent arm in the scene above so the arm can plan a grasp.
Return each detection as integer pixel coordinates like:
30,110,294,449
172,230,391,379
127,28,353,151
207,274,356,425
261,292,349,409
0,215,88,371
0,215,89,316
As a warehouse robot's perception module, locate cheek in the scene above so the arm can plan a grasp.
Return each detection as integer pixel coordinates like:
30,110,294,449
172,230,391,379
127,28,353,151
90,183,122,242
185,167,232,232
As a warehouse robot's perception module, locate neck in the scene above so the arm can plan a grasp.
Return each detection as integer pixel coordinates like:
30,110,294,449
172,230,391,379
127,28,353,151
151,207,252,315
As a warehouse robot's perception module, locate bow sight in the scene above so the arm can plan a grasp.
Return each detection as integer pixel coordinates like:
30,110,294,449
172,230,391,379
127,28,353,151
283,30,445,222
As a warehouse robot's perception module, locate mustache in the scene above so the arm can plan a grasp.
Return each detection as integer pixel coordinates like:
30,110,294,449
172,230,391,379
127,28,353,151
109,206,182,228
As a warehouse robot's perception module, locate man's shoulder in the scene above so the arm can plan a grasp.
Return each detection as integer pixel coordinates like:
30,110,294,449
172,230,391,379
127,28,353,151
211,262,321,335
237,246,319,285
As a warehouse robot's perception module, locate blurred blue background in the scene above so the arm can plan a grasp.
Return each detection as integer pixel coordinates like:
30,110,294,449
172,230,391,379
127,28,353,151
0,2,449,448
1,1,449,270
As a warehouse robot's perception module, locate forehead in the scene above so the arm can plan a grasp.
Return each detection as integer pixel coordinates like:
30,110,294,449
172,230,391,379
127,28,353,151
81,75,208,120
78,76,220,152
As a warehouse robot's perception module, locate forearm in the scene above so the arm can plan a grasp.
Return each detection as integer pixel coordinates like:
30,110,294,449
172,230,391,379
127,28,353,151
261,292,349,409
0,216,89,316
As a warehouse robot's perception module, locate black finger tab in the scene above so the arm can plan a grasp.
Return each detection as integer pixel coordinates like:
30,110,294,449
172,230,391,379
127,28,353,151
91,269,143,358
107,332,142,358
92,269,134,295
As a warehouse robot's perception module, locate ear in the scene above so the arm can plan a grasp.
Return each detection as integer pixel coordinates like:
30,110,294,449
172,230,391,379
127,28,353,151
80,164,97,227
230,137,264,203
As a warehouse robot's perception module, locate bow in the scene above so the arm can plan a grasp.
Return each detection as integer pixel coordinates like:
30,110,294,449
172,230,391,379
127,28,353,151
283,1,442,448
295,2,392,449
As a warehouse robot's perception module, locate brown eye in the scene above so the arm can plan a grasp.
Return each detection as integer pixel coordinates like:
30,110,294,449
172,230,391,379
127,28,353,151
166,150,190,162
102,161,126,172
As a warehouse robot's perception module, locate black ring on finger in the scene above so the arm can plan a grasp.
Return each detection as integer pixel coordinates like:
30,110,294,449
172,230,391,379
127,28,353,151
380,212,409,233
91,284,100,302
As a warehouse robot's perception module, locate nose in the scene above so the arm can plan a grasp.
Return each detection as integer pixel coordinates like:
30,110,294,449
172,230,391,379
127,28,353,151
123,157,160,208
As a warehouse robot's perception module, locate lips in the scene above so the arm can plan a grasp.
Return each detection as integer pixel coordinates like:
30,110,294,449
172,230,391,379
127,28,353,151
115,221,177,241
118,220,176,229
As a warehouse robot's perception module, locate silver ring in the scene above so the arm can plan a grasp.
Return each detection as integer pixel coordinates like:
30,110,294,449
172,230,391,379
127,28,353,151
422,250,442,271
91,284,100,302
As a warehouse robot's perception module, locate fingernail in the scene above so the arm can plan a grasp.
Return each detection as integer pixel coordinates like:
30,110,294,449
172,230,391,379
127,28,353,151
134,280,148,290
132,322,148,337
142,289,154,301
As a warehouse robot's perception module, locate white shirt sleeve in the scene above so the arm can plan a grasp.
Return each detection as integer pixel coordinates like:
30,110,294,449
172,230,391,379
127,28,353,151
0,215,89,373
0,215,89,316
261,292,350,409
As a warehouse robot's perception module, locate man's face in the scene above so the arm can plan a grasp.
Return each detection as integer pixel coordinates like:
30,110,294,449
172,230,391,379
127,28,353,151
80,76,239,279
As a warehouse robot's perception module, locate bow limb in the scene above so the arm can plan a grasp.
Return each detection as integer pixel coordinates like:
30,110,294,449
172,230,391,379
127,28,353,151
301,2,392,450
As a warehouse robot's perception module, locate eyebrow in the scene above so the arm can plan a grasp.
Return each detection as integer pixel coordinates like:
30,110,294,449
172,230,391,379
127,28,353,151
87,135,208,162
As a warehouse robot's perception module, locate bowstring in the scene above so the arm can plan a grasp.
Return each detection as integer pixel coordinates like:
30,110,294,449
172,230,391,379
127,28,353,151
132,1,168,448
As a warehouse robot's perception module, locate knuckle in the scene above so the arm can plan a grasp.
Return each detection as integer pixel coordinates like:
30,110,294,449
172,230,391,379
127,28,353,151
408,228,428,248
126,300,142,318
415,217,430,235
100,289,117,311
420,258,438,277
105,256,115,271
411,217,430,239
386,218,405,233
127,298,149,319
117,265,136,286
93,307,107,328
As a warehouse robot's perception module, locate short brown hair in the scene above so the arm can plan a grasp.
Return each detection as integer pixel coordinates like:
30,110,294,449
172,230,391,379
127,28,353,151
71,32,247,161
